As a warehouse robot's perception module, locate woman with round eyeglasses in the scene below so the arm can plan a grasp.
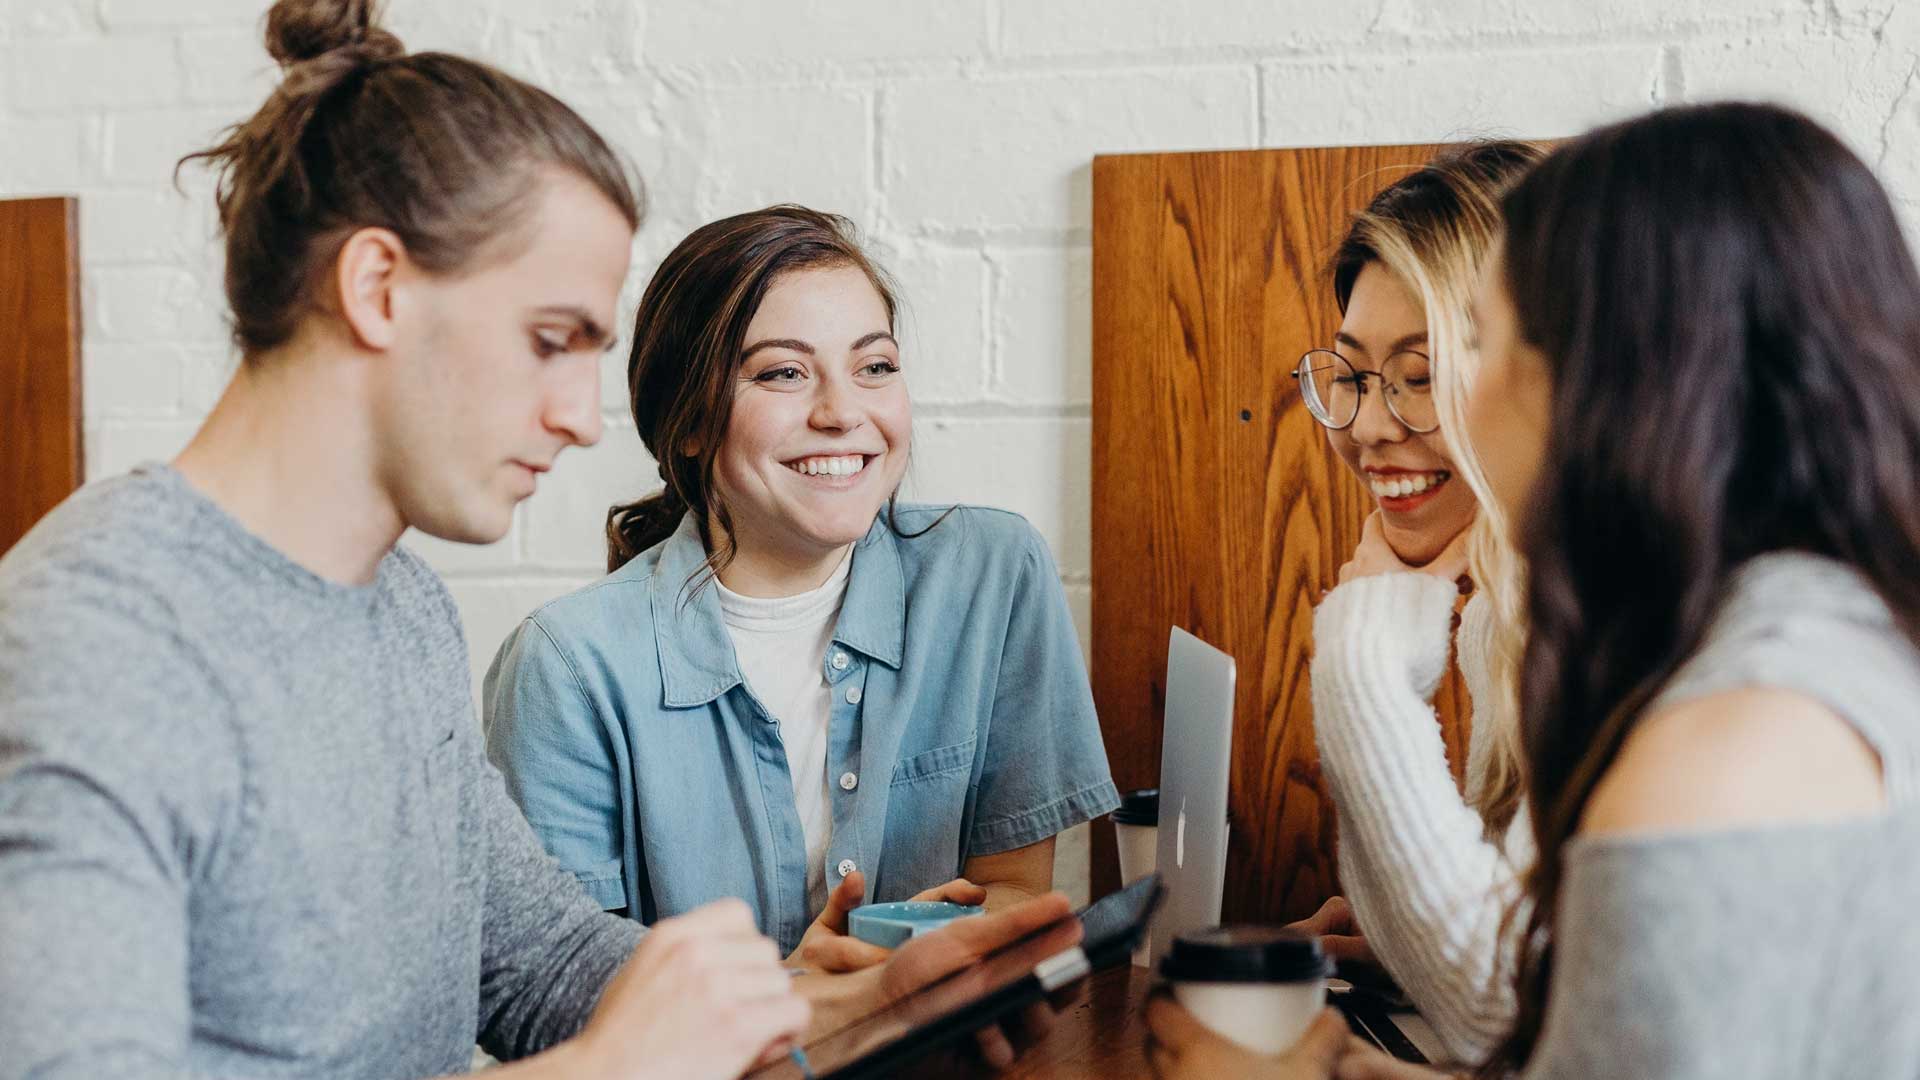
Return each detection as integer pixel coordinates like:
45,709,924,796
1295,315,1467,563
1250,142,1547,1067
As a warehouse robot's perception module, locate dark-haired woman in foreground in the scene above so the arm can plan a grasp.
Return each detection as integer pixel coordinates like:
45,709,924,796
485,206,1118,977
1149,102,1920,1079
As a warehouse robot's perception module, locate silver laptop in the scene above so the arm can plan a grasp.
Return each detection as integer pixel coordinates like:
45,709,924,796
1144,630,1447,1064
1148,627,1236,968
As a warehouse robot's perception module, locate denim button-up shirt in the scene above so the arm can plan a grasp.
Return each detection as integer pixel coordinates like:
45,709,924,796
482,505,1119,953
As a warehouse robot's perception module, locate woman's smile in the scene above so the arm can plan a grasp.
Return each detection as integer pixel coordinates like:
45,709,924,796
783,452,877,484
1365,466,1453,512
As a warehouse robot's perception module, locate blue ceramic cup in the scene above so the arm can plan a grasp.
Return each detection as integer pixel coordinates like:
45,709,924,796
846,900,985,949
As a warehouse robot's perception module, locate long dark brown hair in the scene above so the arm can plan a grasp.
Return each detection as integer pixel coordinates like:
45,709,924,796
607,205,944,584
180,0,640,357
1487,102,1920,1072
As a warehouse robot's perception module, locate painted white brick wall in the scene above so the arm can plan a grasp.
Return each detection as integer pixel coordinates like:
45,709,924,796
8,0,1919,904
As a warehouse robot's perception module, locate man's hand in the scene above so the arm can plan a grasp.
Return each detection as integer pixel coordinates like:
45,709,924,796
570,899,807,1080
1146,995,1354,1079
787,871,989,973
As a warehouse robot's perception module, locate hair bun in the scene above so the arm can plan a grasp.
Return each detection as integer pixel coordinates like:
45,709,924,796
265,0,403,68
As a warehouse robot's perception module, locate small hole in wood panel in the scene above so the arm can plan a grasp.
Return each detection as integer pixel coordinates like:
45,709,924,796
1239,409,1252,421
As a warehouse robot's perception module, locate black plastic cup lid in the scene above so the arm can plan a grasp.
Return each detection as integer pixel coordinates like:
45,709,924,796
1111,788,1159,826
1159,925,1332,984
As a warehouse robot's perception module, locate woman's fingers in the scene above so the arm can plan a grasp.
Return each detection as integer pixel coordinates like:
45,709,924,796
1426,525,1473,583
1014,999,1057,1043
924,892,1074,961
816,870,866,935
1290,895,1355,936
973,1023,1016,1069
798,934,891,973
1282,1009,1352,1068
911,877,988,905
1319,933,1372,964
1144,991,1212,1050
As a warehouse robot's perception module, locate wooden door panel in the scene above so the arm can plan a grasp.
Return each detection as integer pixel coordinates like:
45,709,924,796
1090,146,1470,923
1,196,83,556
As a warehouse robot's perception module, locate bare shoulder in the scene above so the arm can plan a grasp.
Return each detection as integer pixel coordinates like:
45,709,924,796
1579,686,1887,838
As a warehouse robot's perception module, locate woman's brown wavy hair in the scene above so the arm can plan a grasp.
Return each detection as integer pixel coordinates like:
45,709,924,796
1485,102,1920,1073
606,206,946,588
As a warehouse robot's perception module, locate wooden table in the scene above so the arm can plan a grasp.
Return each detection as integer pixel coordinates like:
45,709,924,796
923,963,1156,1079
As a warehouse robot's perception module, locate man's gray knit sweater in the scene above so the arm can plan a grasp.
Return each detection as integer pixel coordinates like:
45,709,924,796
0,464,643,1078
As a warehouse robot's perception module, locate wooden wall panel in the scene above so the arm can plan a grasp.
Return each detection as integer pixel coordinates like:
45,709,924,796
1,197,83,555
1090,146,1472,924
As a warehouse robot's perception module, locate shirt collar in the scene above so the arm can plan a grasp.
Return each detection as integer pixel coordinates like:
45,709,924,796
649,511,907,707
835,513,906,670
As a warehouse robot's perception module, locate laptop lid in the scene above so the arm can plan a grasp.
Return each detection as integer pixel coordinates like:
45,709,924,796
1149,626,1236,967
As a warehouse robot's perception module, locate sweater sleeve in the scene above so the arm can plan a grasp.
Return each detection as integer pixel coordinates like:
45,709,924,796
0,588,244,1080
472,746,645,1061
1311,574,1523,1064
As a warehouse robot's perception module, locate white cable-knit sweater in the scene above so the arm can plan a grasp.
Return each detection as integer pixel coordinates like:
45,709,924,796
1311,572,1532,1065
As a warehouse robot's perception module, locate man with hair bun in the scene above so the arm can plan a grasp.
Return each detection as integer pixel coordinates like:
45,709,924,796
0,3,1071,1078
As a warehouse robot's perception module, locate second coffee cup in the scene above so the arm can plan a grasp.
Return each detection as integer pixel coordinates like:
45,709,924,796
1111,789,1160,966
1160,925,1332,1054
1112,788,1160,884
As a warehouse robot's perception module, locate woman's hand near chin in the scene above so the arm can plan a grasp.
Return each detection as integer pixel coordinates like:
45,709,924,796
1338,512,1471,590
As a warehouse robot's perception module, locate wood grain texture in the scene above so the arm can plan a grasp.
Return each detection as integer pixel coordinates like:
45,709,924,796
1090,146,1471,924
0,197,83,556
919,964,1152,1080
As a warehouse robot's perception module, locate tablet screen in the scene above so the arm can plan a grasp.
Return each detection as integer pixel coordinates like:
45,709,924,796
751,875,1162,1079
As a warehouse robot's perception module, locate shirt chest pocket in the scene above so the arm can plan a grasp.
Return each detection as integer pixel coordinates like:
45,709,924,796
881,739,977,890
890,738,977,787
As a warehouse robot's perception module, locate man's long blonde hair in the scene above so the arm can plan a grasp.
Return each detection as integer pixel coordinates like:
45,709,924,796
1329,141,1545,837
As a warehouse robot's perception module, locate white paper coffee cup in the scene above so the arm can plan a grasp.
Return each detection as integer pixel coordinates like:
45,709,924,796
1114,821,1157,884
1111,790,1161,966
1161,926,1332,1054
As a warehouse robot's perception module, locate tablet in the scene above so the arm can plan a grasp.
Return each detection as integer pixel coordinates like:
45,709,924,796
751,874,1165,1080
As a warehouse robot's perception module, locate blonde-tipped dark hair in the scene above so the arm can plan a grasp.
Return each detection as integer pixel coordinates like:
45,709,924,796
1331,141,1546,838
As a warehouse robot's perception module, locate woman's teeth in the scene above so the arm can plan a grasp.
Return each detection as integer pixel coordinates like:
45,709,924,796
1369,470,1449,499
790,455,866,478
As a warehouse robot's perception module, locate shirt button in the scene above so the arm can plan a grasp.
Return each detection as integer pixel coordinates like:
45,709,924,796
831,651,850,670
845,686,863,705
837,858,857,877
839,771,858,791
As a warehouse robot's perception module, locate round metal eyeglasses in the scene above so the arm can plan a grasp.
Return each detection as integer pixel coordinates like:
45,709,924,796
1290,349,1438,434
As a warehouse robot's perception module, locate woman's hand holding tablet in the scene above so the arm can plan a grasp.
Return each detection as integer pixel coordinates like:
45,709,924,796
769,876,1163,1078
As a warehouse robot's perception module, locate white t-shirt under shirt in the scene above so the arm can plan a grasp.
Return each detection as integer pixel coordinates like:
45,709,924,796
714,550,853,918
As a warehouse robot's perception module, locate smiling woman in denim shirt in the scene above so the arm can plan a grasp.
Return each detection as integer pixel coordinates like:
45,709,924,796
482,205,1119,966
